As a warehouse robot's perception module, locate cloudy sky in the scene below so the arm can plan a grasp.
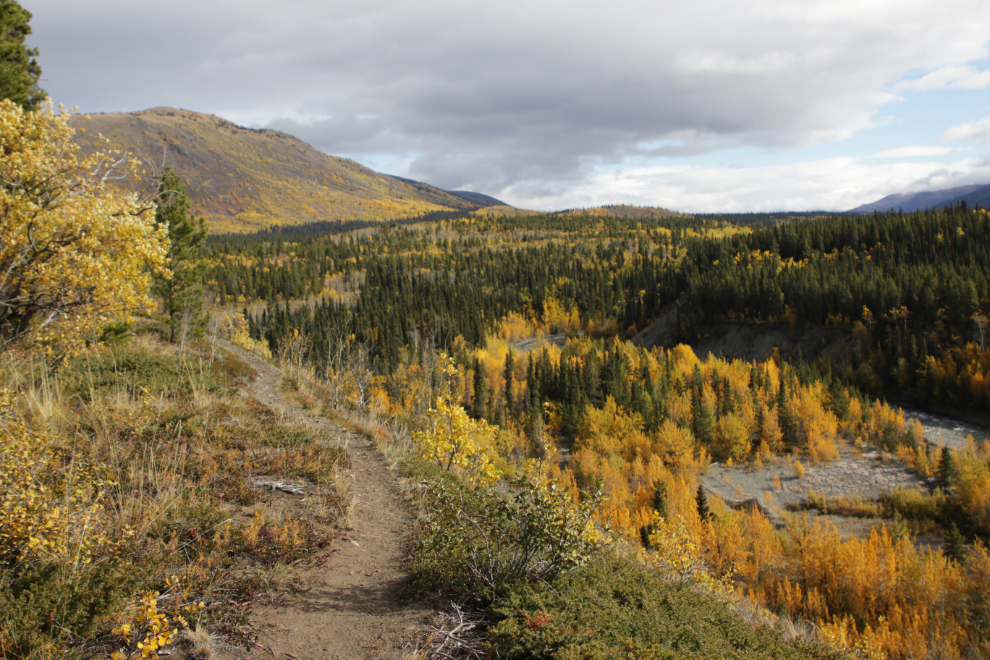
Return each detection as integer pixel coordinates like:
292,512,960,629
26,0,990,212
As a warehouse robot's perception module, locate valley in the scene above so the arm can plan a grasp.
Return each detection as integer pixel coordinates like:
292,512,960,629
203,202,989,659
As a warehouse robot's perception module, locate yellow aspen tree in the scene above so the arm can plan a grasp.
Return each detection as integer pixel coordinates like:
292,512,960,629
0,100,167,358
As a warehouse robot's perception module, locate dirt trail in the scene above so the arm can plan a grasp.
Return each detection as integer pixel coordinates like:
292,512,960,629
217,341,429,660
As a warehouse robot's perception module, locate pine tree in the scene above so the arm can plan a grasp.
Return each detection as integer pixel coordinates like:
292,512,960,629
691,386,714,446
503,350,515,420
0,1,45,110
776,381,795,448
152,168,209,343
652,480,668,519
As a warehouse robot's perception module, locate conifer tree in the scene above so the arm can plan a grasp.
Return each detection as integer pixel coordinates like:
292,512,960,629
691,386,714,446
937,446,955,490
152,168,209,342
473,358,488,420
776,381,795,448
943,522,967,564
503,350,515,419
0,1,44,110
696,485,711,522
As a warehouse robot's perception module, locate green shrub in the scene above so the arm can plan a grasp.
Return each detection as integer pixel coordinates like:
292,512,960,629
413,462,610,602
61,344,230,401
0,560,141,659
487,557,845,660
880,487,945,521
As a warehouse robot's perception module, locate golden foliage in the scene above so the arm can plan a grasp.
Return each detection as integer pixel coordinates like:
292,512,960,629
0,100,167,355
0,388,123,568
414,369,504,485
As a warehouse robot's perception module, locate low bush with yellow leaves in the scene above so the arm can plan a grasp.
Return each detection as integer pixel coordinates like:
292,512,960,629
109,578,205,660
638,513,735,599
0,389,125,570
413,393,503,485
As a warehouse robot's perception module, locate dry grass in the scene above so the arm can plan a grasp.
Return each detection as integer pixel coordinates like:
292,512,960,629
0,332,351,659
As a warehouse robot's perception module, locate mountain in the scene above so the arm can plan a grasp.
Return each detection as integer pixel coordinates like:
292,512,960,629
69,107,490,233
446,190,507,207
847,184,985,213
944,183,990,209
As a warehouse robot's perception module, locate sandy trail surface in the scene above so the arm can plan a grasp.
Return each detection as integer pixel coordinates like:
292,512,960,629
217,341,429,660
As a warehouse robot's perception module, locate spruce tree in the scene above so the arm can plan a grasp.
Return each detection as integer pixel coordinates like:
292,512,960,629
696,485,711,522
503,350,515,419
0,1,45,110
937,446,955,490
776,381,795,448
691,386,714,446
152,167,209,343
943,522,967,564
473,358,488,420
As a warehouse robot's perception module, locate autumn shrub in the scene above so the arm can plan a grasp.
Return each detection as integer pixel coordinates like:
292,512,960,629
639,513,733,598
0,100,168,359
0,386,140,658
414,392,503,485
0,559,142,659
879,487,946,522
801,491,882,518
413,460,610,601
487,556,845,660
234,510,332,568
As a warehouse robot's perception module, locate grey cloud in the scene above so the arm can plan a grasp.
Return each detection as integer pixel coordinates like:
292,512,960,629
27,0,990,204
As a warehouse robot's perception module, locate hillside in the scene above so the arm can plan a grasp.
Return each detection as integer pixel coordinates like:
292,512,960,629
70,107,486,233
446,189,508,207
945,182,990,208
556,204,685,218
847,184,985,213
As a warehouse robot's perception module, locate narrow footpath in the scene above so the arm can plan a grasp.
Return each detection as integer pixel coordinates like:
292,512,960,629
218,341,430,660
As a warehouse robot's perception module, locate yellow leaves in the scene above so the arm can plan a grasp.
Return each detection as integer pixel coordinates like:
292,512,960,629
0,99,168,356
110,589,185,660
576,396,648,460
414,394,503,485
640,513,734,598
0,389,121,568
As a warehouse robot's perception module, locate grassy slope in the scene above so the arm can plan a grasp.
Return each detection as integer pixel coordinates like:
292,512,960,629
70,108,480,233
0,327,350,659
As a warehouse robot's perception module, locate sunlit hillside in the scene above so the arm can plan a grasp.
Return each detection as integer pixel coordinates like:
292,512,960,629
70,107,485,233
557,204,686,219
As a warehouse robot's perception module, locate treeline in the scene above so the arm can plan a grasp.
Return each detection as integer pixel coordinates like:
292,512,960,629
691,211,839,228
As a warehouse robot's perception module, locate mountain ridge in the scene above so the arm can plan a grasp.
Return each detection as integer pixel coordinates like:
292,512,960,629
847,184,986,213
70,107,490,233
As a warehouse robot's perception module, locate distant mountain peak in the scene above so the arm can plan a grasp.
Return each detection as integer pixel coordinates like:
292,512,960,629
848,184,987,213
